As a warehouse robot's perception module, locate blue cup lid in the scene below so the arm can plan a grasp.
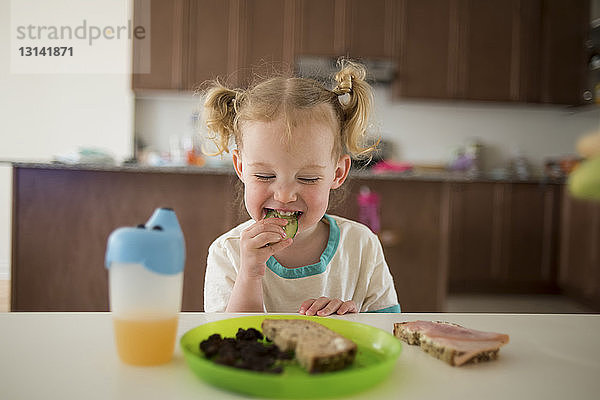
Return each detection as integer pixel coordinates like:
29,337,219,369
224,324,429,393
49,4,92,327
105,208,185,275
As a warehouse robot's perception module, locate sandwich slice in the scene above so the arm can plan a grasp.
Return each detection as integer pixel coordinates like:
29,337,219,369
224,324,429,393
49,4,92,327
261,319,357,373
393,320,509,366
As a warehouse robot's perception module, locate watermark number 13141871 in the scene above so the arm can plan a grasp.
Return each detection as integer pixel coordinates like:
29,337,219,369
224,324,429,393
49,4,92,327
18,47,74,57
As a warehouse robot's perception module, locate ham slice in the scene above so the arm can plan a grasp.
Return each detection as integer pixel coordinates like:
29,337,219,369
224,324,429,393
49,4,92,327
393,321,509,366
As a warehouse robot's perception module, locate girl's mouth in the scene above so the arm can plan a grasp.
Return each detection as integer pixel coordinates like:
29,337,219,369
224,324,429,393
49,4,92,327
263,208,303,219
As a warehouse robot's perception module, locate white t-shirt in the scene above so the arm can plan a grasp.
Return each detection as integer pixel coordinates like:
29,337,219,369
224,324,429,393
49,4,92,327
204,214,401,313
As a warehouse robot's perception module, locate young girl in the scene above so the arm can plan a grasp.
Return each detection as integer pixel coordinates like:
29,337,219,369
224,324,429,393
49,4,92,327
203,60,400,315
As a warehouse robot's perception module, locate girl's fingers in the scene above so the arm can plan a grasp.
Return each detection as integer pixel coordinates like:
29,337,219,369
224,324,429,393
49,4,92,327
336,300,358,315
263,217,290,226
254,232,286,248
317,298,343,316
298,299,316,314
264,237,293,253
259,217,289,230
305,297,330,316
300,298,358,316
244,220,287,240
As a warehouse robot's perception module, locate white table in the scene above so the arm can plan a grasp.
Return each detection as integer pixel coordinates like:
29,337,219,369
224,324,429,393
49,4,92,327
1,312,598,400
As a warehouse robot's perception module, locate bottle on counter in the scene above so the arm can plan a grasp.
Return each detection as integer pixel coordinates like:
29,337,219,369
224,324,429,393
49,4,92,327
169,135,186,166
510,149,531,180
182,133,206,167
183,112,206,167
357,186,381,234
464,139,483,177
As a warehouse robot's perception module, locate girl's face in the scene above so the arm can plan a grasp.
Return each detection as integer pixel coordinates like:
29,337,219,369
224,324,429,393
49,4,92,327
232,117,351,240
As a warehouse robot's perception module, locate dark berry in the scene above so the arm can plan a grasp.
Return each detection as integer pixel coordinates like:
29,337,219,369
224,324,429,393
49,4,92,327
199,328,285,374
236,327,264,341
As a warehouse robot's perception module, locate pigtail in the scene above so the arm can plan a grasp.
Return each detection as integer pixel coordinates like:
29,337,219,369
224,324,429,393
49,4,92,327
203,81,243,155
333,59,377,159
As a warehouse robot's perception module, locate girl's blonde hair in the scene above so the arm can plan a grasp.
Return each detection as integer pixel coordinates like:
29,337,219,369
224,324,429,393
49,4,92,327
203,59,376,160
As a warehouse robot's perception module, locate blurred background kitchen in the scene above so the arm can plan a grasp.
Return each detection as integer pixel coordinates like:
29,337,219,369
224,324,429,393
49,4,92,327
1,0,599,313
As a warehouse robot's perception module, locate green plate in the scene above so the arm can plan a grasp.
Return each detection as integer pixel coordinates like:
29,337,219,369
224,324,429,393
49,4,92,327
180,315,401,399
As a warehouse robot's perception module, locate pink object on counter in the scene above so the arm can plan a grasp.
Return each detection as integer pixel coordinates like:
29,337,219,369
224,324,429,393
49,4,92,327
357,186,380,233
371,160,413,173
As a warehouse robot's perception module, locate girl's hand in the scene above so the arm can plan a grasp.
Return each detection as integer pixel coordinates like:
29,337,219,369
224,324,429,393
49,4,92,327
298,297,358,316
239,217,293,279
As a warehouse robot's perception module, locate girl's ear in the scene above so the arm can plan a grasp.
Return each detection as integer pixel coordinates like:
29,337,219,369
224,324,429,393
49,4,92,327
331,154,351,189
232,149,244,182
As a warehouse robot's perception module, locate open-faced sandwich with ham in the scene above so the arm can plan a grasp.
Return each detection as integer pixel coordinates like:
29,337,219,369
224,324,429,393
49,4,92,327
393,321,509,366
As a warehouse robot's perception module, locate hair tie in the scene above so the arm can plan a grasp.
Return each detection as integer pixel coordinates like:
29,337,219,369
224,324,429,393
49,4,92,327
334,74,352,96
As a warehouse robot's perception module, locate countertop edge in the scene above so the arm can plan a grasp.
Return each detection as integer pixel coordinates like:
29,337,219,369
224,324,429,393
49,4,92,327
2,161,566,184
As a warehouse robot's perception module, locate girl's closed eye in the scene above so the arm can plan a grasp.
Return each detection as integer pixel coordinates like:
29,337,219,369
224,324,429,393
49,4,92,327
298,177,321,184
254,174,275,181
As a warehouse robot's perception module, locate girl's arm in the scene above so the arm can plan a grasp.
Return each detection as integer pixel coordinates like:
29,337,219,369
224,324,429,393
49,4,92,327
225,273,264,312
226,218,292,312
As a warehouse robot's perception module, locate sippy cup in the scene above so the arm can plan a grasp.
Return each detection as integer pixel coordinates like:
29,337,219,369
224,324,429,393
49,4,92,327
105,207,186,366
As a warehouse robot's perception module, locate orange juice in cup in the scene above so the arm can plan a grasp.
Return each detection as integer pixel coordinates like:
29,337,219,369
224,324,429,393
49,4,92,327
113,317,178,365
105,208,186,366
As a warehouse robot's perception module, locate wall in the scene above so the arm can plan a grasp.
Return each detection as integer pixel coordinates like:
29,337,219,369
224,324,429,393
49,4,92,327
135,93,233,167
136,86,600,175
371,89,600,173
0,0,135,278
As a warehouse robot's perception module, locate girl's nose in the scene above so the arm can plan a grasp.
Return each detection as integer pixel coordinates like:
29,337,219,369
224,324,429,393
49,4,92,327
273,182,297,203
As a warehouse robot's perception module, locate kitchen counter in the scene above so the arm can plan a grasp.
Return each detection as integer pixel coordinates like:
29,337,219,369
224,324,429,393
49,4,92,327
3,160,564,184
1,312,598,400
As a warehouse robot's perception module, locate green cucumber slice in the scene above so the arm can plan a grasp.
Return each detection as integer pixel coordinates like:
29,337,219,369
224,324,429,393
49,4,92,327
265,210,298,238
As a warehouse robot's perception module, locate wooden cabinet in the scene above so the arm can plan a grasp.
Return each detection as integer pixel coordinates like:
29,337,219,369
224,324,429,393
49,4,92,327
133,0,589,105
185,0,236,90
237,0,295,86
458,0,516,101
132,0,185,90
330,178,450,312
540,0,590,105
504,183,561,285
396,0,533,101
295,0,344,56
133,0,295,91
395,0,454,99
448,183,497,286
559,191,600,309
456,0,588,104
11,167,242,312
132,0,400,91
456,0,541,102
395,0,588,104
345,0,397,59
295,0,396,59
448,182,562,293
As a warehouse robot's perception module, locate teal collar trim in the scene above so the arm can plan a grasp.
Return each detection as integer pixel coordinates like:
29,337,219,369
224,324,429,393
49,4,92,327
366,304,401,313
266,214,340,279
